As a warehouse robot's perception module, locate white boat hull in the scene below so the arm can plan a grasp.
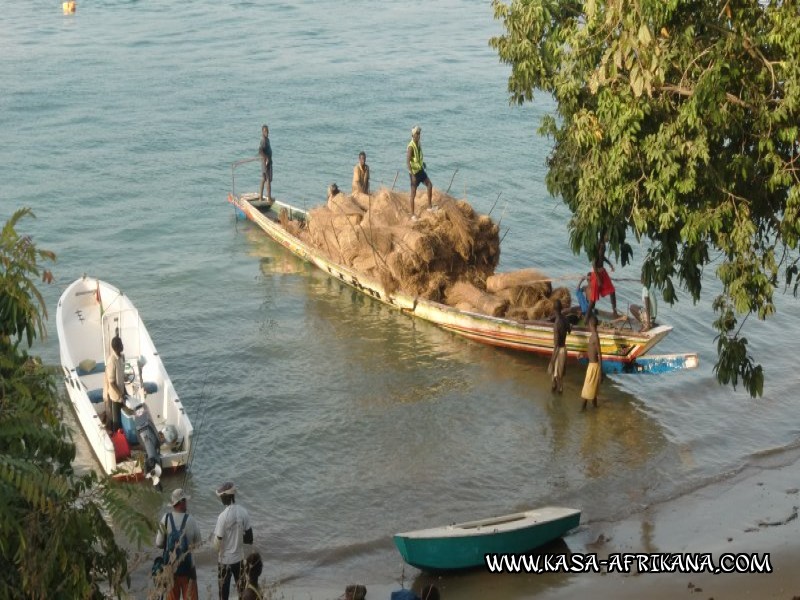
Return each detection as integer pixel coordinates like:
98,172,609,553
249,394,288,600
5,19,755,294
56,276,193,480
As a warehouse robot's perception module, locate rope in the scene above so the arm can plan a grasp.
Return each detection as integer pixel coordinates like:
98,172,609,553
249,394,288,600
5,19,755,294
182,371,210,487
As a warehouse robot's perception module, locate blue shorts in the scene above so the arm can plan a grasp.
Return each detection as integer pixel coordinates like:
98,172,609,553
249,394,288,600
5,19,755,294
409,169,429,188
576,287,589,314
261,161,272,182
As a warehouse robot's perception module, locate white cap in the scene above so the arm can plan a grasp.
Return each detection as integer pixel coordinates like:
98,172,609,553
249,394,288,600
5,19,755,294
171,488,189,505
216,481,237,496
411,125,421,135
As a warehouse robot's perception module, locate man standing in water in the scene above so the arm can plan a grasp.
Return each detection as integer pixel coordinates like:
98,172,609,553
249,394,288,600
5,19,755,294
548,299,571,393
406,125,433,219
581,313,603,410
258,125,272,204
214,481,253,600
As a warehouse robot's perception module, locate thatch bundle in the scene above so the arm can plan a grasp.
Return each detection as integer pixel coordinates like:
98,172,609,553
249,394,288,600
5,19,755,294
497,283,551,308
505,307,530,321
361,189,408,227
549,286,572,309
528,297,555,321
445,281,509,317
505,286,572,322
306,206,364,267
279,186,571,318
327,192,365,219
297,187,501,301
486,268,549,293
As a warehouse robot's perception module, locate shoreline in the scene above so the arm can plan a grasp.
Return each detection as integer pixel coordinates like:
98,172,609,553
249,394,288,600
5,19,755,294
537,446,800,600
127,446,800,600
271,446,800,600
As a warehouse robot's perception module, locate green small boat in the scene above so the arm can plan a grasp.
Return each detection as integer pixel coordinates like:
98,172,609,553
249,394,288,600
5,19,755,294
393,507,581,571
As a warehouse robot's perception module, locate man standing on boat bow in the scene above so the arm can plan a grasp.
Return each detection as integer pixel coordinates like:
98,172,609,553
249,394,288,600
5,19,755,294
258,124,273,204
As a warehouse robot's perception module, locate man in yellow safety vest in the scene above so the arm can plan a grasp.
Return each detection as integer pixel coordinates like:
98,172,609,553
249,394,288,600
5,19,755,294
406,125,434,220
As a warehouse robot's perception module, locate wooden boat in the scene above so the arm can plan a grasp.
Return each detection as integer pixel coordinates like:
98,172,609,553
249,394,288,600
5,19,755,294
56,276,193,482
393,506,581,571
228,192,697,374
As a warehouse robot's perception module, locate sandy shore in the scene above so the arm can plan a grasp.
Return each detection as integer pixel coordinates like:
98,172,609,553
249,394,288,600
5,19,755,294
131,446,800,599
278,446,800,600
535,446,800,600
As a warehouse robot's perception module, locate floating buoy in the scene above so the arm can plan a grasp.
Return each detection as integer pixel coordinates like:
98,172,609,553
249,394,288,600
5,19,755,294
62,1,76,14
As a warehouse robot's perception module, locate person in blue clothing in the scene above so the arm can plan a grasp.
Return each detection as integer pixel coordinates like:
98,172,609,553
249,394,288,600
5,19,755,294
155,488,202,600
563,273,591,326
258,125,273,203
576,272,591,317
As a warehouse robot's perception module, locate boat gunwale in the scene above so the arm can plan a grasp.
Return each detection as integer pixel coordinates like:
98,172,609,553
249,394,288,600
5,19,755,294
395,507,582,540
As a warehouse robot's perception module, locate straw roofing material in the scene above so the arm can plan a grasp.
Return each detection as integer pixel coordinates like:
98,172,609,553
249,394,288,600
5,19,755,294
549,286,572,310
497,284,551,308
328,192,365,218
528,297,555,321
486,268,549,293
445,281,509,317
280,187,562,315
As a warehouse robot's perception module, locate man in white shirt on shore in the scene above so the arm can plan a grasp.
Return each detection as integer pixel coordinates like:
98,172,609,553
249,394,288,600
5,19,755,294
214,481,253,600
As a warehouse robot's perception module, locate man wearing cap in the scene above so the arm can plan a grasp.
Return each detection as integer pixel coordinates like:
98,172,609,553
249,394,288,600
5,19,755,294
155,488,202,600
214,482,254,600
406,125,434,219
258,125,273,204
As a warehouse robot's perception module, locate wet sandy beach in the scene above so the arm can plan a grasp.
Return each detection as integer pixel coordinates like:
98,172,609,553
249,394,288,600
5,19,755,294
130,444,800,599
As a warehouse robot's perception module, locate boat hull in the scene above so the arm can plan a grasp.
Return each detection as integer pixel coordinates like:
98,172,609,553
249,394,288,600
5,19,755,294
228,193,673,370
393,507,581,571
56,277,193,480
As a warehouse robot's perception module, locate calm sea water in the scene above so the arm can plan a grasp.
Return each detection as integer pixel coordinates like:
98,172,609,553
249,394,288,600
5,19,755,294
2,1,798,598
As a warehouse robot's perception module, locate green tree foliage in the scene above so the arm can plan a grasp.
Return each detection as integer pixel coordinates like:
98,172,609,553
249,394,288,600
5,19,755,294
490,0,799,396
1,209,155,598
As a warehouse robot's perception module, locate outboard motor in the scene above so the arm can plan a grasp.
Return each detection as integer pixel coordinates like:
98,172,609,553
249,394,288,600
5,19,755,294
132,401,162,490
160,424,181,449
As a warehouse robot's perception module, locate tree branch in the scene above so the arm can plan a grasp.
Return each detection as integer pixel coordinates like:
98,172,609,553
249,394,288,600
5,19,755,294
657,84,752,109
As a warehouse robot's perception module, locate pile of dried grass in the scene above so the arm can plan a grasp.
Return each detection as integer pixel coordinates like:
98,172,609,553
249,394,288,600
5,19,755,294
280,186,574,321
445,281,509,317
293,187,500,301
